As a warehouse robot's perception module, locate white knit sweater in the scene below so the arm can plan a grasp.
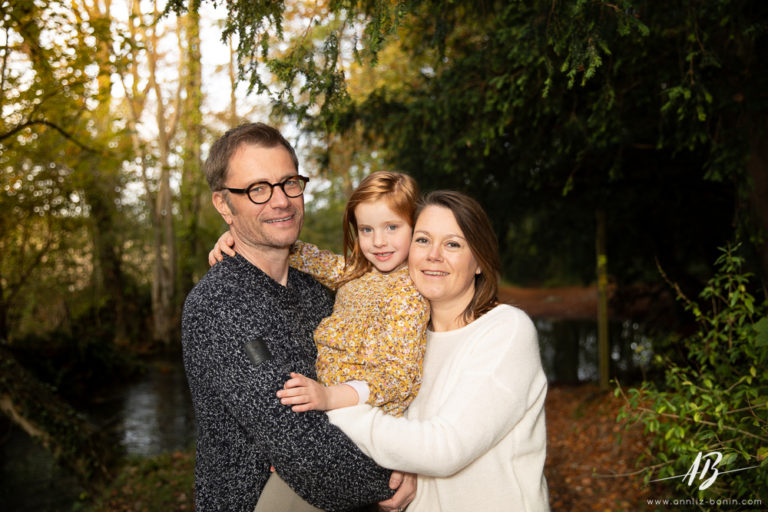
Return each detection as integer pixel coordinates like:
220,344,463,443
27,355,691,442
328,304,550,511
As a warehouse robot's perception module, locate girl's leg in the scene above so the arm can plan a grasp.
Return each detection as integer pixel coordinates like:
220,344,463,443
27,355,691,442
254,471,325,512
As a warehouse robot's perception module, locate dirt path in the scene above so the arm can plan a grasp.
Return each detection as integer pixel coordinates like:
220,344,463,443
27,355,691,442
499,285,599,319
545,385,652,511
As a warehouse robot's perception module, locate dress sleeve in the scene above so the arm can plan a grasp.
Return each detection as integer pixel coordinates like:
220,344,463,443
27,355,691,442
327,309,546,477
182,294,393,510
288,240,347,290
364,284,430,416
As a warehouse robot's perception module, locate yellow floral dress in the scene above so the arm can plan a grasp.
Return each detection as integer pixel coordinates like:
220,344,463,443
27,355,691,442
289,241,430,416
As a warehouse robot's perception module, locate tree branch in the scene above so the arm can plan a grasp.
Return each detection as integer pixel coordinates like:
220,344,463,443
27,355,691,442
0,119,100,153
634,405,768,443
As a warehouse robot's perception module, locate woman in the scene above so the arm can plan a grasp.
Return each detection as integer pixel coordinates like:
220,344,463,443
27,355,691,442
328,190,550,511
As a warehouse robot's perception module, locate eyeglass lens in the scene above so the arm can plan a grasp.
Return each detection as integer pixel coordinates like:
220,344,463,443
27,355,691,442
248,177,306,203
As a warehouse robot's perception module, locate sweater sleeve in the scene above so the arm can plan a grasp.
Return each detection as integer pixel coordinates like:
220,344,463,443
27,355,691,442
364,283,430,416
327,309,546,477
288,240,347,290
183,286,394,511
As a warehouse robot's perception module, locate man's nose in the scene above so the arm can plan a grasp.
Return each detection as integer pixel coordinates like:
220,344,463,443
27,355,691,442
269,183,291,207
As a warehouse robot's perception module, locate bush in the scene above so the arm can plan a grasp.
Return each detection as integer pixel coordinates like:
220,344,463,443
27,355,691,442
617,244,768,502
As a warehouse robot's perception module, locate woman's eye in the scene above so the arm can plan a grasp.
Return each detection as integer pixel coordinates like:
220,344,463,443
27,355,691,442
413,237,428,244
446,241,461,249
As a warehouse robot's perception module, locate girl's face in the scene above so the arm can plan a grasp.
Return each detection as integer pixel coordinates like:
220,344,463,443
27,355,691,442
355,200,413,273
408,205,480,310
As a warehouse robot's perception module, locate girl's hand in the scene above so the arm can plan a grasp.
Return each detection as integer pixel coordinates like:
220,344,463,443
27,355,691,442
208,231,236,266
278,372,330,412
277,373,360,412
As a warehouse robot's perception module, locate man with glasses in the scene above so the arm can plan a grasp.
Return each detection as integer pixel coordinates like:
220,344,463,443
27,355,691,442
182,123,403,511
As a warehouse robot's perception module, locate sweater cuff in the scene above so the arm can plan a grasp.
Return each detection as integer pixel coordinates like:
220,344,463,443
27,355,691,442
345,380,370,405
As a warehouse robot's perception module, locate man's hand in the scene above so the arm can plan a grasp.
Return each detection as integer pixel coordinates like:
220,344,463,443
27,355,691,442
378,471,416,511
208,230,236,266
278,373,359,412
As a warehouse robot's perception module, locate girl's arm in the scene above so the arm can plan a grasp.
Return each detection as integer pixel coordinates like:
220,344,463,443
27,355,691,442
288,241,346,290
327,309,547,476
362,282,430,416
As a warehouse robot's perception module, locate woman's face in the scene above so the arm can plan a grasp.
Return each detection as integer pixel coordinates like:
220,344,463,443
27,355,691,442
408,205,480,311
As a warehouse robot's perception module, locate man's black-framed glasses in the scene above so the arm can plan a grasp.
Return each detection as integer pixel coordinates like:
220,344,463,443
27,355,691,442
223,175,309,205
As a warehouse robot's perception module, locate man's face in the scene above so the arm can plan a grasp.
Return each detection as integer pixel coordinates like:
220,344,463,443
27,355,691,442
213,143,304,252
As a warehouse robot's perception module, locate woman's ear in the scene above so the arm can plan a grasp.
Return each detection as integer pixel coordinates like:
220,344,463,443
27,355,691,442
212,192,234,225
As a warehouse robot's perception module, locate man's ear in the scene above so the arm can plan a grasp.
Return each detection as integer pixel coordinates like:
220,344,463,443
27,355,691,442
212,192,234,225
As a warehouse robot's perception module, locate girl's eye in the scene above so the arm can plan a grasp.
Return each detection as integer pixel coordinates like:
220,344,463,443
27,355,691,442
359,227,372,233
387,224,399,231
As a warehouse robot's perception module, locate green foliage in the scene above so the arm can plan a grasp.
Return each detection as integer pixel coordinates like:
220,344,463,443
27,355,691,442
617,245,768,501
301,181,347,255
204,0,767,289
2,0,230,347
1,0,141,344
85,450,195,512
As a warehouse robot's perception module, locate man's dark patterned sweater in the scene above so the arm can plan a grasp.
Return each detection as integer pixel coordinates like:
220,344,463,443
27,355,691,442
182,254,394,512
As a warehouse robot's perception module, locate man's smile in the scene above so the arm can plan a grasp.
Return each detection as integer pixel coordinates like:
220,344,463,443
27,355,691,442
265,214,295,224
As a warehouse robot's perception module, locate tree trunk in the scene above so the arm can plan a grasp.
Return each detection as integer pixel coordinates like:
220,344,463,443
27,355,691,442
145,0,180,344
747,119,768,291
83,175,128,343
150,160,176,345
0,346,118,491
595,208,610,390
178,3,206,298
81,0,129,345
0,292,7,342
228,35,238,125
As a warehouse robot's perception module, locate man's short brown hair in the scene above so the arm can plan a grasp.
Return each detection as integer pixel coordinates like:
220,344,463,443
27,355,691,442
204,122,299,191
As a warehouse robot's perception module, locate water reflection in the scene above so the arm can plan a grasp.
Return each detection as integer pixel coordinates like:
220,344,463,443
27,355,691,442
536,318,653,384
114,358,196,456
0,356,196,512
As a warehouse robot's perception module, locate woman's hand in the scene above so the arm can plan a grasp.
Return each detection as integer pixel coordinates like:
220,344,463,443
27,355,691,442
208,231,236,266
378,471,416,511
278,373,359,412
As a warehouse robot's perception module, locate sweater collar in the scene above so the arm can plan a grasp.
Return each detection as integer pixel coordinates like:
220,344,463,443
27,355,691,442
228,253,298,292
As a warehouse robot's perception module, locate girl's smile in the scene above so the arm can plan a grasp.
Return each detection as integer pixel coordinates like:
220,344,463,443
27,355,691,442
355,200,413,273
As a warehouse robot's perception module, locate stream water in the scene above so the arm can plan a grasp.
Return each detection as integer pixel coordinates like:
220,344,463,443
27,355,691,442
0,356,195,511
0,319,653,511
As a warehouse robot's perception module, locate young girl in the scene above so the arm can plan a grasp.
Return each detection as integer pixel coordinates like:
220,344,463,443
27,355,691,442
211,171,429,417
